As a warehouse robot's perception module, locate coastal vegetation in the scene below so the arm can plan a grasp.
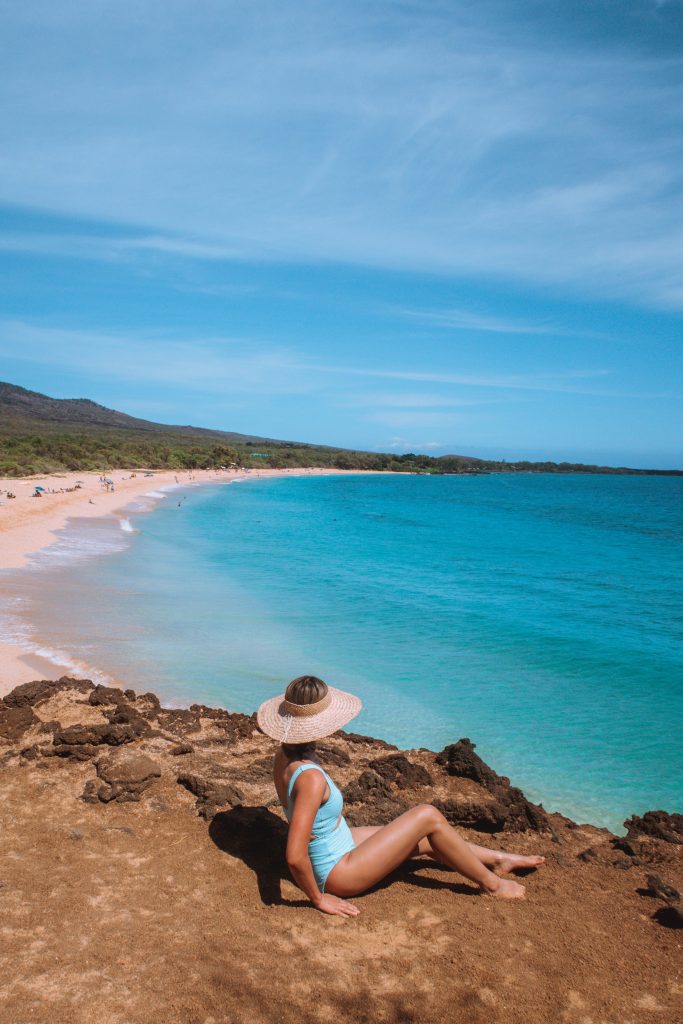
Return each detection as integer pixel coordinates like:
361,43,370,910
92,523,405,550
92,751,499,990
1,382,679,477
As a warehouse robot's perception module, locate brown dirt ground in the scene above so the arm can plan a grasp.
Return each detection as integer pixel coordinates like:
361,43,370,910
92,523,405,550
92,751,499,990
0,679,680,1024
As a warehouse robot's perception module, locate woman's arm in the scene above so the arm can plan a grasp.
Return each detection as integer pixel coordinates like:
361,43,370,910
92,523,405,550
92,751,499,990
286,772,359,917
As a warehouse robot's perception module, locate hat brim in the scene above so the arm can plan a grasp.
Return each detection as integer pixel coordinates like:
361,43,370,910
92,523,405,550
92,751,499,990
256,686,362,743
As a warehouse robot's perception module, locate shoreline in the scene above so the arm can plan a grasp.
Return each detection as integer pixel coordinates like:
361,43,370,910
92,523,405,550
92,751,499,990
0,466,385,696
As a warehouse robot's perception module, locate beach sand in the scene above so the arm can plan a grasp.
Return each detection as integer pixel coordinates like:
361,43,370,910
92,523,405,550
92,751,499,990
0,466,376,696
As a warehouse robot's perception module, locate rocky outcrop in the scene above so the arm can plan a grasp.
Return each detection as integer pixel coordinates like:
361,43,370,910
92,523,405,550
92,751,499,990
368,754,433,789
624,810,683,845
52,719,150,760
82,751,162,803
177,770,245,820
0,703,36,743
0,674,681,1024
435,738,549,833
2,677,94,708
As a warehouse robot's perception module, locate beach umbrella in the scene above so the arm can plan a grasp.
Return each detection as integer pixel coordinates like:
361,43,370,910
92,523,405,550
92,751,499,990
34,486,46,491
104,478,114,484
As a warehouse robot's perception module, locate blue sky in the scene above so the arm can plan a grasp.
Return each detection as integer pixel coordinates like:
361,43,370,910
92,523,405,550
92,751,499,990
1,0,682,467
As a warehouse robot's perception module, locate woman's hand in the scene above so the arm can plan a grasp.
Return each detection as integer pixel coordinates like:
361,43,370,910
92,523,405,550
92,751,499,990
313,893,360,917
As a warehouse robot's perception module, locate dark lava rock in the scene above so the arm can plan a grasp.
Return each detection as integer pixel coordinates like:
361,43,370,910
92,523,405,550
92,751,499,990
177,771,245,820
436,738,500,787
19,744,42,761
436,738,549,833
170,743,194,756
577,847,599,863
2,680,56,709
344,796,410,827
340,730,398,751
88,684,127,707
342,770,410,825
434,798,508,834
368,754,433,789
646,873,680,904
82,752,161,803
2,677,94,709
52,719,148,760
315,741,351,766
624,811,683,845
141,692,161,709
234,756,274,783
611,855,633,870
104,704,150,733
151,705,255,745
0,705,36,743
343,770,394,804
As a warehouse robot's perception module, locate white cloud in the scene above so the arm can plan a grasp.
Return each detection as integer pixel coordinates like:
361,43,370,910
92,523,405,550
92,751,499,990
379,436,446,452
391,306,559,335
2,320,673,402
1,2,682,306
0,321,312,396
338,391,499,409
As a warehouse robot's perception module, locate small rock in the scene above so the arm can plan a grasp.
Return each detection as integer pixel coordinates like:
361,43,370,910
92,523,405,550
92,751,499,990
176,771,244,819
170,743,194,756
82,751,161,804
646,873,680,904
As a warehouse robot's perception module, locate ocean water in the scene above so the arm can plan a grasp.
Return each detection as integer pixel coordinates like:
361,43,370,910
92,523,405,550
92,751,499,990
3,473,682,831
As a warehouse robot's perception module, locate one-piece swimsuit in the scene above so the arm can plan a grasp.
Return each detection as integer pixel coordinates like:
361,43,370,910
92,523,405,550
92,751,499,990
285,763,356,892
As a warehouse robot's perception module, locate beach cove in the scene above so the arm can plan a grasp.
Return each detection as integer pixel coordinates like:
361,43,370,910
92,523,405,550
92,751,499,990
1,470,681,833
0,467,379,691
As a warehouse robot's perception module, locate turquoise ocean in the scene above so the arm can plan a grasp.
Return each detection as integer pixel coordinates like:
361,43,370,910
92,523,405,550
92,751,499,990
3,472,682,831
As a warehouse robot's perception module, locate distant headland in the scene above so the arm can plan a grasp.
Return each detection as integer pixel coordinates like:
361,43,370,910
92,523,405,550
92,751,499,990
1,382,681,477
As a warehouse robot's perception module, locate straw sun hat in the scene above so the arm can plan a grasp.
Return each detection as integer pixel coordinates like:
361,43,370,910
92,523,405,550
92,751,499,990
257,681,362,743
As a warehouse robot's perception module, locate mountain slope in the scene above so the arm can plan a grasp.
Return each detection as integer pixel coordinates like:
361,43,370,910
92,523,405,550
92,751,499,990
1,382,680,477
0,382,281,445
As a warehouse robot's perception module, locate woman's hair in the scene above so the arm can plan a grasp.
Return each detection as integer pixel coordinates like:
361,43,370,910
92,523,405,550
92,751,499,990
282,740,316,757
284,675,328,705
281,676,328,756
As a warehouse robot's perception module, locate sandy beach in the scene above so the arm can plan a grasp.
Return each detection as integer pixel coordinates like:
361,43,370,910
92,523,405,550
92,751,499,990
0,466,367,696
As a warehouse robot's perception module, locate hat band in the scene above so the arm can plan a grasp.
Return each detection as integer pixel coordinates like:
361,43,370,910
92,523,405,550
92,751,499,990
282,692,331,717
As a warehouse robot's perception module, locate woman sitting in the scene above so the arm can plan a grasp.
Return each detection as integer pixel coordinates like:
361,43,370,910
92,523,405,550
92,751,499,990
257,675,545,918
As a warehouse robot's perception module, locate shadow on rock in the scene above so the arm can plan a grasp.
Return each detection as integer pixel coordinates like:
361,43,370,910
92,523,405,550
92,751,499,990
209,806,307,907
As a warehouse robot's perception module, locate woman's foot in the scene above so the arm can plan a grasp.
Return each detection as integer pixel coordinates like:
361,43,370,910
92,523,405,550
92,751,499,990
482,875,526,899
495,853,545,875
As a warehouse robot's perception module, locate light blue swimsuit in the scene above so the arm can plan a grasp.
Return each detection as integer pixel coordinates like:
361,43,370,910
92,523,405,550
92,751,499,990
286,763,356,892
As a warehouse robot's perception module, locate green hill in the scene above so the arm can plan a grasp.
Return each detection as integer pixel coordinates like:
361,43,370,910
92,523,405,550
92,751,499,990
0,382,679,477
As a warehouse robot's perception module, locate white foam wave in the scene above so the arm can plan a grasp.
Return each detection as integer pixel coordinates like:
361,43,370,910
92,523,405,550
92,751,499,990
144,490,168,498
24,521,130,570
0,597,115,686
119,518,135,533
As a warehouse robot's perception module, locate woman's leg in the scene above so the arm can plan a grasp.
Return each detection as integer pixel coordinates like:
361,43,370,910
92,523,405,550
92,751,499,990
465,841,545,874
330,805,525,899
349,827,545,874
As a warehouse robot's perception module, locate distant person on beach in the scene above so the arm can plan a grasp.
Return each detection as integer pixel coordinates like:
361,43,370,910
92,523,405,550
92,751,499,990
258,676,545,918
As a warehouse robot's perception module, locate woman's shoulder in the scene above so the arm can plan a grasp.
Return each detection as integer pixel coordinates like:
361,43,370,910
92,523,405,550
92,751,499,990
287,761,328,793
